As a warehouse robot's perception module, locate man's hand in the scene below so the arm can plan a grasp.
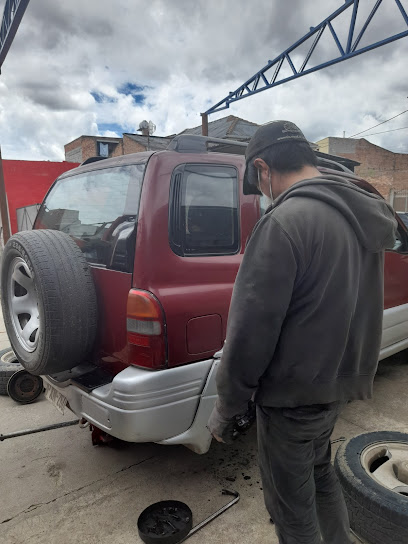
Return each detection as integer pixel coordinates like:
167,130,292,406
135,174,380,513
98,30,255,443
207,403,236,445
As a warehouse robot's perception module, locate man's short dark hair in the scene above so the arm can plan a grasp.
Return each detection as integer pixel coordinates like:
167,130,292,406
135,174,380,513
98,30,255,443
256,141,317,173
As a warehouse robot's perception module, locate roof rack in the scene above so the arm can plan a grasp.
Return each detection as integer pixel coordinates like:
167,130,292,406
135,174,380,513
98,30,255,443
167,134,247,156
168,135,355,173
315,153,353,173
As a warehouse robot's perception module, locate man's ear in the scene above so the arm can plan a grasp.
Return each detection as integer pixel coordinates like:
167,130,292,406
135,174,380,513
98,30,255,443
253,158,267,171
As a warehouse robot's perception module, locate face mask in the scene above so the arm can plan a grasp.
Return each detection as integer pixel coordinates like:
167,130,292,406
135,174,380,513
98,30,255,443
258,169,274,207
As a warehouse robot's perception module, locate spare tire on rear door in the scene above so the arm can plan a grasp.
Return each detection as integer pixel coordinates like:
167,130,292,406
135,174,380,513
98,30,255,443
335,431,408,544
1,230,97,375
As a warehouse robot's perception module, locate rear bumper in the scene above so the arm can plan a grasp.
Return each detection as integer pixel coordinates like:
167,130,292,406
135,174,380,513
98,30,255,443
43,359,215,444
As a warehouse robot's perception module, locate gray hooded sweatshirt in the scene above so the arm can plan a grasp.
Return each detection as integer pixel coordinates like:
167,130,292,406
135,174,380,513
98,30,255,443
215,174,397,420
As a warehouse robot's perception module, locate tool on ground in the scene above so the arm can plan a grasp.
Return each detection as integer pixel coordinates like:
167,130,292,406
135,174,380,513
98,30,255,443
138,500,193,544
180,489,240,543
138,490,240,544
331,437,346,445
7,369,43,404
0,419,79,441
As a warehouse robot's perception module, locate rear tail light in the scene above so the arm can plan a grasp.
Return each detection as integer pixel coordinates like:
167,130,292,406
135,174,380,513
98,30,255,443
126,289,167,369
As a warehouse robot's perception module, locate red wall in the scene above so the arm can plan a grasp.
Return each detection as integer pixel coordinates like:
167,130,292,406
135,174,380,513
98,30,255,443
2,160,78,234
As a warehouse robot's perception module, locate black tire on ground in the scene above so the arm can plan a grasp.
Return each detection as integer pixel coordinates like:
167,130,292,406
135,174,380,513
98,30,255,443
335,431,408,544
0,346,23,395
0,230,97,375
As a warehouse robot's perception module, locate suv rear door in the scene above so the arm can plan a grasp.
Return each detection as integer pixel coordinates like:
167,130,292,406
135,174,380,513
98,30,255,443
35,154,150,372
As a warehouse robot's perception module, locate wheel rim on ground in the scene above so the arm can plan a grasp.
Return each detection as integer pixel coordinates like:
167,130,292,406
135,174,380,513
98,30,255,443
361,441,408,497
7,257,40,352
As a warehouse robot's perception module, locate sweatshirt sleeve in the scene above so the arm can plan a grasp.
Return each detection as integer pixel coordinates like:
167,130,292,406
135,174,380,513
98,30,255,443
215,215,300,418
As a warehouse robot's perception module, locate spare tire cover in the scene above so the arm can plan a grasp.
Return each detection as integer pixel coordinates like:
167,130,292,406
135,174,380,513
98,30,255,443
1,230,97,375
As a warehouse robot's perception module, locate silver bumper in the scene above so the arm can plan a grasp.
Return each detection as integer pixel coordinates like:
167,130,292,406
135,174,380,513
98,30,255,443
43,358,215,444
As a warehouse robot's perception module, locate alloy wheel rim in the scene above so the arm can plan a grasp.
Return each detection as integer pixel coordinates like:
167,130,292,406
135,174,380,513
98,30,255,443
8,257,40,352
361,441,408,498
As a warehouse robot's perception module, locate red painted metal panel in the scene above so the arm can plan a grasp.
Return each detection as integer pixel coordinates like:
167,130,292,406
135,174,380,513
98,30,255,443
132,151,259,367
187,314,223,354
2,160,78,233
384,252,408,309
90,266,132,372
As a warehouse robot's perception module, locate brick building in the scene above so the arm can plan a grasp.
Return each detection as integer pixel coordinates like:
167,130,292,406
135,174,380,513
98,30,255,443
64,115,361,178
65,115,324,163
64,116,262,163
65,133,172,163
316,137,408,209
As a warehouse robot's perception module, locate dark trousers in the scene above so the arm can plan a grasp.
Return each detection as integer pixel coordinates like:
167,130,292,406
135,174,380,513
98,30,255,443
257,402,353,544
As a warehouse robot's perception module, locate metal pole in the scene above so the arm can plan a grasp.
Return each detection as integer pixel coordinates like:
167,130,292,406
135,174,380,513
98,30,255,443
0,420,79,441
0,146,11,244
201,113,209,136
180,490,240,543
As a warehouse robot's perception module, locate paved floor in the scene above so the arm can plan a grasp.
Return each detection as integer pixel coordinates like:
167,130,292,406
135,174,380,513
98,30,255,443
0,306,407,543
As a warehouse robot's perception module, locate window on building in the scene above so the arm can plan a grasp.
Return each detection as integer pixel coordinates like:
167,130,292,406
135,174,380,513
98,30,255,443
169,164,239,256
98,142,109,157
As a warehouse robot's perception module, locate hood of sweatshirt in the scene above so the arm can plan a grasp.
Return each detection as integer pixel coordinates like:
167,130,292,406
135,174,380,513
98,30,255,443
273,173,397,252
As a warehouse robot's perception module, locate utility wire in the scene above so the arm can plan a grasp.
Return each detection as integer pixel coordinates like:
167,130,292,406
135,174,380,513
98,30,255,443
352,125,408,138
349,109,408,138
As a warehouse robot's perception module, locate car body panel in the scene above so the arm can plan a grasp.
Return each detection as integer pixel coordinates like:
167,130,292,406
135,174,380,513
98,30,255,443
90,266,132,373
44,358,213,443
132,151,259,367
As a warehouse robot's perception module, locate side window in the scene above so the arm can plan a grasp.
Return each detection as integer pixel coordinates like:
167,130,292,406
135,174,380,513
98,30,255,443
170,164,239,256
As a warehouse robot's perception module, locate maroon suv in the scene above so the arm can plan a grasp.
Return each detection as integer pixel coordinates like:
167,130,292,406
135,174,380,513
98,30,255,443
1,135,408,454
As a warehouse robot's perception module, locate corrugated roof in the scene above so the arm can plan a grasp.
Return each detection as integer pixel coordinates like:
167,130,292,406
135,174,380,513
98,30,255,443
179,115,318,149
180,115,259,141
124,133,173,151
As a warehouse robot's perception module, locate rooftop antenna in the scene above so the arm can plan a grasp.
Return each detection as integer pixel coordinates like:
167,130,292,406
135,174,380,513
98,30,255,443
138,120,156,150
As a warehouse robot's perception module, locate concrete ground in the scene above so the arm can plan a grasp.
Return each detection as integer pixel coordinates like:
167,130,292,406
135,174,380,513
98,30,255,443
1,305,408,543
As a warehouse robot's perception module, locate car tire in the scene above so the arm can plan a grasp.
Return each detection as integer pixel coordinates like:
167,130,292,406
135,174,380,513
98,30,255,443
0,346,23,395
334,431,408,544
1,230,97,375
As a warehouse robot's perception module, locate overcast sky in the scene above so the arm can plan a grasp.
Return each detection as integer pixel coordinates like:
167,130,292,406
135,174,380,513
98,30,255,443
0,0,408,161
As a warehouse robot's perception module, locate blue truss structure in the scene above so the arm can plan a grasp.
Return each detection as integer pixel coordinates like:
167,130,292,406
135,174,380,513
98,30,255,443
0,0,30,71
205,0,408,115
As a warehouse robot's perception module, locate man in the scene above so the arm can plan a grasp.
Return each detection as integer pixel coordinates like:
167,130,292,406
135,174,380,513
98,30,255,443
208,121,397,544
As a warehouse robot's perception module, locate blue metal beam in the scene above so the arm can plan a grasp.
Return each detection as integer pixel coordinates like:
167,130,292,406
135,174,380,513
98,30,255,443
205,0,408,115
0,0,30,71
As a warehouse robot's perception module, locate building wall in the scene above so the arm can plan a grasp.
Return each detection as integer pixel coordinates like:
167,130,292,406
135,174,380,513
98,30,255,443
316,137,408,200
3,160,78,233
65,136,124,163
81,137,98,162
65,146,82,163
65,137,84,163
111,140,124,157
123,135,146,155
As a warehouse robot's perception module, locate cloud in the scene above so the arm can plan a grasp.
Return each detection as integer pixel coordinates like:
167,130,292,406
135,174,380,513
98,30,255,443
0,0,408,160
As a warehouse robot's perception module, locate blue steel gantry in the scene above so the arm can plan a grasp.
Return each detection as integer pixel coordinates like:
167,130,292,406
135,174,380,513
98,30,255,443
202,0,408,133
0,0,30,71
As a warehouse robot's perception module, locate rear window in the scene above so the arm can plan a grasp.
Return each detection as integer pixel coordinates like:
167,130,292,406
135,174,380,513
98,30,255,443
169,163,239,256
35,163,145,270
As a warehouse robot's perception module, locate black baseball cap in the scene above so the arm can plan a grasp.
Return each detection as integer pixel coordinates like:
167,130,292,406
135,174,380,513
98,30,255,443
243,120,309,195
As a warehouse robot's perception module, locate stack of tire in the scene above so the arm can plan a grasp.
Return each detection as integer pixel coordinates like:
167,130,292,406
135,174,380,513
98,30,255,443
0,346,23,395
